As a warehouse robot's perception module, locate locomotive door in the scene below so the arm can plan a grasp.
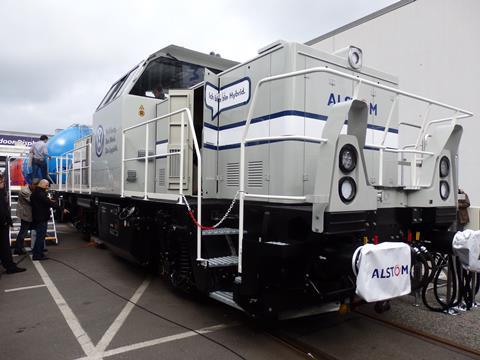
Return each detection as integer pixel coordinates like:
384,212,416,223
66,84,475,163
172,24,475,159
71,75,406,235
202,69,220,198
155,90,194,196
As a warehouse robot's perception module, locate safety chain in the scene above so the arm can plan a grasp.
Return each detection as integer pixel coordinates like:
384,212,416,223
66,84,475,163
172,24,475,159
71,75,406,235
181,190,240,230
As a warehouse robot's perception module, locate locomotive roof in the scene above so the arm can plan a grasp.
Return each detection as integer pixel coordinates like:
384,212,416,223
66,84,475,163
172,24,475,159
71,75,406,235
147,45,238,72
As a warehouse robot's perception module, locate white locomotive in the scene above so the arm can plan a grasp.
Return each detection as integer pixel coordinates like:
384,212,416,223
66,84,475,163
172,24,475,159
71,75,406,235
53,42,473,319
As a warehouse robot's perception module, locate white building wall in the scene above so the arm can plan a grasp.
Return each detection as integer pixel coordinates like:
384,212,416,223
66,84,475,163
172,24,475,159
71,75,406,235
310,0,480,205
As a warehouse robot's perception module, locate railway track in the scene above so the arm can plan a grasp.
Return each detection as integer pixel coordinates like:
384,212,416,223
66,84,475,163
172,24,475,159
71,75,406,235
267,330,339,360
265,309,480,360
355,309,480,359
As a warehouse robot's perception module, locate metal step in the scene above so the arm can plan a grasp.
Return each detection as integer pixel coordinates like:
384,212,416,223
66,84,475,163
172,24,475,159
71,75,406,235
9,229,55,234
202,228,243,236
206,255,238,268
209,291,243,311
9,236,56,242
264,241,289,246
10,220,55,226
8,199,58,246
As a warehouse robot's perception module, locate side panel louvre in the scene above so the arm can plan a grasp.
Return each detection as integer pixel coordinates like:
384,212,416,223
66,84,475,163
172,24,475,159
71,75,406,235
248,161,263,188
226,162,240,187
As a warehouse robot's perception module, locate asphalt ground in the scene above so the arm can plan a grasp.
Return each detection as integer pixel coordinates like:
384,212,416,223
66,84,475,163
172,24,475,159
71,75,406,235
0,224,305,360
1,224,479,360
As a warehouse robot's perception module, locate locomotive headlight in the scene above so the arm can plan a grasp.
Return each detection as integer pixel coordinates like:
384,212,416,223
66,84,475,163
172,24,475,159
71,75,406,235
439,180,450,200
339,144,357,173
339,176,357,203
348,46,363,70
439,156,450,178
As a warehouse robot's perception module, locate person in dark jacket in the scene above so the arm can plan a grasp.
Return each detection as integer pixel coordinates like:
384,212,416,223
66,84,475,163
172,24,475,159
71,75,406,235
0,173,26,273
31,179,58,260
14,179,39,255
457,188,470,231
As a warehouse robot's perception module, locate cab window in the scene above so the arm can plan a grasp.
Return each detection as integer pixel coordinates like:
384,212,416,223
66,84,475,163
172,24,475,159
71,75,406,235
129,57,204,99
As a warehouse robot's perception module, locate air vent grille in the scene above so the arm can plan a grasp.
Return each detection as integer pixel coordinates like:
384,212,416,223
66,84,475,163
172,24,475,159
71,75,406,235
126,170,136,182
169,150,180,177
248,161,263,188
158,168,166,186
137,150,154,162
226,162,239,187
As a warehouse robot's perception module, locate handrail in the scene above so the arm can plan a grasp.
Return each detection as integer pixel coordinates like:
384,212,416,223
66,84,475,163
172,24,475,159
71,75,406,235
380,95,398,147
121,108,205,262
399,122,422,129
244,194,307,201
399,113,471,131
245,135,328,144
366,143,434,156
123,151,180,163
398,114,468,185
51,143,91,194
237,66,473,274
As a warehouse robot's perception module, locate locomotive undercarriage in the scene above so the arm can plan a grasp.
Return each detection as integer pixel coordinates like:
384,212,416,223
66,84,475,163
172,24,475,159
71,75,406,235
60,192,456,319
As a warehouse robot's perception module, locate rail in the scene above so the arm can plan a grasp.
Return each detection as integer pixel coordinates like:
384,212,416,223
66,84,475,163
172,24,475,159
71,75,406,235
52,143,92,194
237,66,473,274
121,108,205,262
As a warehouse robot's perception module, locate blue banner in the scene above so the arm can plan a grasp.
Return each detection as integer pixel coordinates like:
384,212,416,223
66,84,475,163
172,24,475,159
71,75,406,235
0,134,38,147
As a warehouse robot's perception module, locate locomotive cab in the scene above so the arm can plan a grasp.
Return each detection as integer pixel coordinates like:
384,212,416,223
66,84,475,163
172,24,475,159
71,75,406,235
91,45,237,195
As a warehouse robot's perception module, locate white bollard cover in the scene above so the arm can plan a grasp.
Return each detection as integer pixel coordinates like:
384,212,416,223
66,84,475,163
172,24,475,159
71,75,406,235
452,230,480,273
352,242,411,303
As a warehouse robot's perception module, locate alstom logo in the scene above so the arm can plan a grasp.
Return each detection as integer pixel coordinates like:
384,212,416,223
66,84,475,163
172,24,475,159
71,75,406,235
372,265,409,279
327,93,378,116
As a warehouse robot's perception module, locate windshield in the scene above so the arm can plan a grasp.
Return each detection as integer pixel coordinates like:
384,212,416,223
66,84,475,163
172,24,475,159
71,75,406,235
129,57,205,99
96,66,138,110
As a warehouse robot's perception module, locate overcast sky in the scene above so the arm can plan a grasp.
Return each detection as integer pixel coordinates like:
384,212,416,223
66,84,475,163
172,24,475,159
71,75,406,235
0,0,397,134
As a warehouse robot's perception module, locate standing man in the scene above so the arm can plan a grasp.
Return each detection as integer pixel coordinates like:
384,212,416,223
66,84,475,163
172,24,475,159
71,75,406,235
14,179,39,255
31,179,67,260
30,135,52,182
31,179,53,260
0,173,26,274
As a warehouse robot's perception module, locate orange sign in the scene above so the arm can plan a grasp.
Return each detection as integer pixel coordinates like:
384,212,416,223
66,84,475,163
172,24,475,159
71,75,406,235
139,105,145,117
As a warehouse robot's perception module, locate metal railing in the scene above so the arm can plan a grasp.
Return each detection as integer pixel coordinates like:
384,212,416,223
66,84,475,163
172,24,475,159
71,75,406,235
52,143,92,194
237,66,473,273
121,108,205,262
